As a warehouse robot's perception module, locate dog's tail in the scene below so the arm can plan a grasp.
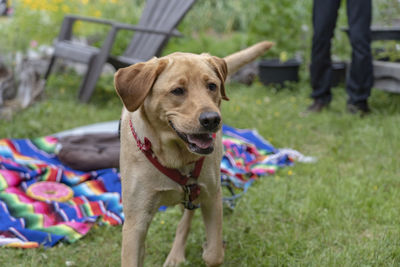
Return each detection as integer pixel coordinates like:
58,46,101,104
224,41,274,76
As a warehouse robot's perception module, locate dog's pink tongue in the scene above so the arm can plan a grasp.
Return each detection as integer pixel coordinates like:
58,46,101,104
187,134,213,149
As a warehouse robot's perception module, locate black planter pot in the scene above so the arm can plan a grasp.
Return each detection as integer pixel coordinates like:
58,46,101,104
258,58,301,87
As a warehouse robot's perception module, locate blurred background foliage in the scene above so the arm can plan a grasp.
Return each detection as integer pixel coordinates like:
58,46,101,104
0,0,399,64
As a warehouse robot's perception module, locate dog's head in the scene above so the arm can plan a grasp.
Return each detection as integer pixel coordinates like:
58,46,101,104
114,53,228,155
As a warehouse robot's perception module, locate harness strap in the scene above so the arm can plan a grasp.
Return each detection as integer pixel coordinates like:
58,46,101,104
129,119,204,209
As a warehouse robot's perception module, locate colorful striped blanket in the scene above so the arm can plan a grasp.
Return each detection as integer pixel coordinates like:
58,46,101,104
0,125,303,248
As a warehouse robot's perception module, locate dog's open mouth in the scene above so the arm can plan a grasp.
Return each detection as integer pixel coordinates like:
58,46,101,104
169,121,215,154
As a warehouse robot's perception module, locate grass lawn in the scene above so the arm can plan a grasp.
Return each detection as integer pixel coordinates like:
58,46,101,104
1,71,400,266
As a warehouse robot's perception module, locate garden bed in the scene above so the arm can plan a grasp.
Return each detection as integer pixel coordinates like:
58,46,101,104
373,60,400,93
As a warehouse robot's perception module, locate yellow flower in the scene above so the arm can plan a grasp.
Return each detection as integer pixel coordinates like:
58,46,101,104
51,5,59,12
31,2,39,10
94,10,102,17
82,0,89,5
280,51,288,63
288,170,293,176
62,4,70,13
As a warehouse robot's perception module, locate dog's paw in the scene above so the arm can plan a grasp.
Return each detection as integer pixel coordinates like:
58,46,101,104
163,254,186,267
202,241,225,267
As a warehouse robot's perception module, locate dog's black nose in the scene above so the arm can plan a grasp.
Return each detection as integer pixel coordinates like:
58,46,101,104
199,112,221,131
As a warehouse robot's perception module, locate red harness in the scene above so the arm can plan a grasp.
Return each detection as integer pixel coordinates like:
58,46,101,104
129,119,204,210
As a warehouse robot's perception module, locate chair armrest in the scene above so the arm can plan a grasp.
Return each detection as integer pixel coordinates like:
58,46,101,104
58,14,115,41
112,22,183,37
64,14,115,25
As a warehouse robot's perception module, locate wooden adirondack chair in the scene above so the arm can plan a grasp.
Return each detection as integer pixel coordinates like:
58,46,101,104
44,0,196,102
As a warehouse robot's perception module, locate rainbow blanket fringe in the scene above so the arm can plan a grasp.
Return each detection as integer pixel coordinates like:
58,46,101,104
221,125,294,207
0,125,296,248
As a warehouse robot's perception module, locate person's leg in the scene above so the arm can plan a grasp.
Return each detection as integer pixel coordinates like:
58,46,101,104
310,0,341,107
346,0,373,112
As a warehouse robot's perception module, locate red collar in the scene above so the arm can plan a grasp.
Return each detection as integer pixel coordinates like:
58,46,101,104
129,119,204,209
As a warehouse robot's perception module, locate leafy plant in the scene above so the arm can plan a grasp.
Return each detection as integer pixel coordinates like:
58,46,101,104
372,41,400,62
245,0,312,59
374,0,400,26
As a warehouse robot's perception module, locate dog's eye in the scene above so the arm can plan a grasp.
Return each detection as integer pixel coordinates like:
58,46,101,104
207,83,217,92
171,87,185,96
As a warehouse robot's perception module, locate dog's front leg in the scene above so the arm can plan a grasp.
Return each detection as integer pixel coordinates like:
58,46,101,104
121,192,160,267
163,208,195,267
201,188,224,267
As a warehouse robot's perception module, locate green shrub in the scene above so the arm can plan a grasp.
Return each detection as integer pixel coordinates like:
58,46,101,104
0,0,141,54
1,0,399,69
245,0,311,59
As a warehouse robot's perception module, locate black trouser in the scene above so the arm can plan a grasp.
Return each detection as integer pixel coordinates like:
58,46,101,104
310,0,373,105
0,0,9,16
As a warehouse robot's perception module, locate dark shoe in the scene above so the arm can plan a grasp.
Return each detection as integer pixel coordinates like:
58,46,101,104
347,101,371,116
300,100,329,117
306,100,330,113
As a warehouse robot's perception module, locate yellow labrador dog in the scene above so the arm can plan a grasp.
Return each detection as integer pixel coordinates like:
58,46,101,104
115,41,273,267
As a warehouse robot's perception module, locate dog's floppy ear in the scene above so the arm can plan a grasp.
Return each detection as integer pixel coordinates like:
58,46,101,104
207,56,229,101
114,58,167,112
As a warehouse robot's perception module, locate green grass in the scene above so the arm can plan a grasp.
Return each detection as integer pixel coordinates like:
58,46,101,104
1,71,400,266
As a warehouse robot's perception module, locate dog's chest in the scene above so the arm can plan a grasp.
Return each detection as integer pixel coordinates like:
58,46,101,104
154,164,203,206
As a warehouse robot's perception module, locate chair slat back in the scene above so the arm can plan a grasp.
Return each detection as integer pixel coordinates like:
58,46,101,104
124,0,195,61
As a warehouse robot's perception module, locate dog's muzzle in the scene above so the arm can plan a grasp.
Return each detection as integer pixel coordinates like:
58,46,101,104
169,116,219,155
